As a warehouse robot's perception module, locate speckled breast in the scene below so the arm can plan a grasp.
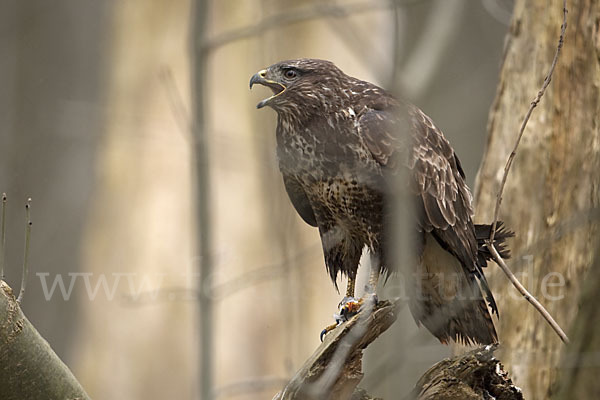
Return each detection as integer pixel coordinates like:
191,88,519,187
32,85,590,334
277,119,385,239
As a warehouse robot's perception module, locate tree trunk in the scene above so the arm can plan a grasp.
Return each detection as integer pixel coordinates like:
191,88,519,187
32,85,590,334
473,0,600,398
553,239,600,399
73,1,197,398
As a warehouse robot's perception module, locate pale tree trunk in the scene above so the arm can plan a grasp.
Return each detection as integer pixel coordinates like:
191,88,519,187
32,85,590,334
553,240,600,399
473,0,600,399
73,1,197,398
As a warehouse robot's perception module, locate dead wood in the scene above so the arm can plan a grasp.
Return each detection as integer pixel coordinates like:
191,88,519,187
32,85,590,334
273,300,523,400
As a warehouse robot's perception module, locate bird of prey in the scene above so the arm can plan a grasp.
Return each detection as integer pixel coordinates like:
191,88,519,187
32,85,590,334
250,59,512,345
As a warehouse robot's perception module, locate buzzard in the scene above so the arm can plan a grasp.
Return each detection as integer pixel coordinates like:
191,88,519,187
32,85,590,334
250,59,512,345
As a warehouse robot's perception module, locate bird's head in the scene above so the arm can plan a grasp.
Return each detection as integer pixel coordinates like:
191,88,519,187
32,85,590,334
249,59,348,113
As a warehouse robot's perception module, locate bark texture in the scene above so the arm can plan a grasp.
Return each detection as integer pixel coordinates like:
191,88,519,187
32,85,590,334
0,281,90,400
553,239,600,399
272,300,402,400
273,300,522,400
408,345,523,400
473,0,600,398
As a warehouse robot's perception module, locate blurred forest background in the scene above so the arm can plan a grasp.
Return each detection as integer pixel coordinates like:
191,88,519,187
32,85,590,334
5,0,578,399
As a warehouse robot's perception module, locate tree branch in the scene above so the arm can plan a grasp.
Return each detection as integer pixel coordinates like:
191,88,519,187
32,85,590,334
407,344,523,400
272,299,524,399
0,281,91,400
486,0,569,345
488,243,569,344
273,299,401,400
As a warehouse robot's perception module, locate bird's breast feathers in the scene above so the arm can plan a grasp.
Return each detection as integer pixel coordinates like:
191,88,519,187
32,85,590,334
276,115,380,179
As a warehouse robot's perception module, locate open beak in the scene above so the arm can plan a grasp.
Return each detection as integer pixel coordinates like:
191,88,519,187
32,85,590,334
249,69,286,109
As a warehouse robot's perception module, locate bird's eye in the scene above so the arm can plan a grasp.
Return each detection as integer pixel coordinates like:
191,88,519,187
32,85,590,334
284,69,297,79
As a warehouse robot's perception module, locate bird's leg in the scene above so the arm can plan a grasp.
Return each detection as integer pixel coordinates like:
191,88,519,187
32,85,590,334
337,274,362,318
346,274,356,298
339,260,380,318
337,273,357,307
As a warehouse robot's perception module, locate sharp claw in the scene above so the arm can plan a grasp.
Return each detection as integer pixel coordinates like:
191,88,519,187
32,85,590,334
320,322,339,342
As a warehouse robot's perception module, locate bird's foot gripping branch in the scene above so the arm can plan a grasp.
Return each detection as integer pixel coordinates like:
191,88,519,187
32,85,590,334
320,294,378,342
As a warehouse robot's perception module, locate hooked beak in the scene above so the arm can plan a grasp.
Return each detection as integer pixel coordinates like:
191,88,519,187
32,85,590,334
249,69,286,109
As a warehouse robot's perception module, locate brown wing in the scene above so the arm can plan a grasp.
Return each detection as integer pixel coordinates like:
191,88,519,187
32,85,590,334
406,107,480,270
359,103,478,265
358,103,473,250
359,102,499,344
359,101,499,327
283,175,317,227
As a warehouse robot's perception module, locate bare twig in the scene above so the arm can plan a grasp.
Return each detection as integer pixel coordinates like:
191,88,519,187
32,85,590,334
0,193,6,280
489,0,568,243
487,243,569,344
17,198,32,303
485,1,569,345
